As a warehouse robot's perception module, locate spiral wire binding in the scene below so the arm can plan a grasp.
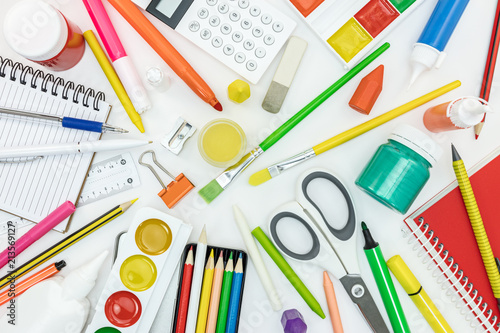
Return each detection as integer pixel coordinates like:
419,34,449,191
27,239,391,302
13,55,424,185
403,217,500,332
0,56,105,110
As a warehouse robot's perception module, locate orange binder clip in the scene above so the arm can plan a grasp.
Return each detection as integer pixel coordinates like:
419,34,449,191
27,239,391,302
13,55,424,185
138,150,194,208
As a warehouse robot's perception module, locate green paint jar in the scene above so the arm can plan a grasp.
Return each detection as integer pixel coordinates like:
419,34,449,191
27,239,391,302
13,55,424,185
355,124,442,214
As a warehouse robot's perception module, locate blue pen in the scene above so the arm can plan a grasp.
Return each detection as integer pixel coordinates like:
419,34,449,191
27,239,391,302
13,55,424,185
225,253,244,333
409,0,470,86
0,107,127,133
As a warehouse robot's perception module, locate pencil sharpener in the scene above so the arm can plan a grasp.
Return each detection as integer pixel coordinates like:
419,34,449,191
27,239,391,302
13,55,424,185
161,117,196,155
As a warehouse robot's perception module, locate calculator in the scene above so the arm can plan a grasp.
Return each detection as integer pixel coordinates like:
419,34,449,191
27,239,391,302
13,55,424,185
132,0,297,83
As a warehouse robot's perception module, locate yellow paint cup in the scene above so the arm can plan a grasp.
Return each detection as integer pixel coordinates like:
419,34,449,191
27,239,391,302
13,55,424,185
198,119,247,167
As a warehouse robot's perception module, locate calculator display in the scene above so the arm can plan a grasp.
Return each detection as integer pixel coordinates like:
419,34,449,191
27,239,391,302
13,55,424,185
155,0,183,18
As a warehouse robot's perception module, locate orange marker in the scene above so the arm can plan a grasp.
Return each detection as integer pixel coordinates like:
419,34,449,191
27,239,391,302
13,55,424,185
349,65,384,115
0,261,66,305
107,0,223,111
323,271,344,333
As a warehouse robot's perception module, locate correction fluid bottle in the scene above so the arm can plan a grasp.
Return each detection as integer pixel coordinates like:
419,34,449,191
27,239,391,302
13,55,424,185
423,97,491,133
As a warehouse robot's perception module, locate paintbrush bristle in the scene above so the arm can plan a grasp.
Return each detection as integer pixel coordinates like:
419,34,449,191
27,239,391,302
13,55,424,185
198,179,224,203
248,168,272,186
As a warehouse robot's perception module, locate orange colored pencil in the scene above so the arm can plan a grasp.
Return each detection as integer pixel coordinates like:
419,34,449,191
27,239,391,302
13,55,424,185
107,0,223,112
0,260,66,305
323,271,344,333
206,250,225,333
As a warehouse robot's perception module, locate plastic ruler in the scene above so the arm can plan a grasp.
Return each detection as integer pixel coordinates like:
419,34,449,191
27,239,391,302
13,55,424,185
0,216,33,235
78,153,141,207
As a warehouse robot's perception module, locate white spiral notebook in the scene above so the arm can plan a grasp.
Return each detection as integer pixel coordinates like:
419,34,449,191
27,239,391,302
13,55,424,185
0,56,111,232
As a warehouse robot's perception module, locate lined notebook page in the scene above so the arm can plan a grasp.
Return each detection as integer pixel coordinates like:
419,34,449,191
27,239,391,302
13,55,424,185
0,61,110,232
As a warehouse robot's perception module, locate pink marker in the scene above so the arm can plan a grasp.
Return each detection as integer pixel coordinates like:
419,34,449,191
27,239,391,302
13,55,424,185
0,201,75,269
82,0,151,113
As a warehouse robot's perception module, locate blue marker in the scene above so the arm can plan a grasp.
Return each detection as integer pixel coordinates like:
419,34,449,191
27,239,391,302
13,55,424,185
409,0,470,86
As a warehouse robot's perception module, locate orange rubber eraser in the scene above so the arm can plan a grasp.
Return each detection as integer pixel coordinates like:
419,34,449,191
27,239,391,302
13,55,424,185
349,65,384,115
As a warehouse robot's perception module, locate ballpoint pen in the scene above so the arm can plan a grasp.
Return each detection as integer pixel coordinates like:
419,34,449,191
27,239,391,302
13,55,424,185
0,107,128,133
0,139,151,159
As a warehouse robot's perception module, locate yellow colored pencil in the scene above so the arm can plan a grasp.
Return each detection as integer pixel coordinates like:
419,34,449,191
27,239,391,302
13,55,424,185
195,249,215,333
452,144,500,310
249,80,461,186
206,250,225,333
83,30,145,133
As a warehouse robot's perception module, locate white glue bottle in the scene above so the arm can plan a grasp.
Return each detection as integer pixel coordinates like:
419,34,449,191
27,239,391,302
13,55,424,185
0,251,108,333
423,97,491,132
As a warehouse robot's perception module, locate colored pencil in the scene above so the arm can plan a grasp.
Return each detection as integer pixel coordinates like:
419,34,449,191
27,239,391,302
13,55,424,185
0,199,136,290
323,271,344,333
195,249,215,333
475,0,500,139
206,251,225,333
175,246,194,333
185,226,208,333
225,253,244,333
215,252,234,333
0,260,66,305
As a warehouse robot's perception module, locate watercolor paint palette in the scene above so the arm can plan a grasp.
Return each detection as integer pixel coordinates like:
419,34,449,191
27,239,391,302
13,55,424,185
85,207,192,333
170,244,248,333
286,0,425,68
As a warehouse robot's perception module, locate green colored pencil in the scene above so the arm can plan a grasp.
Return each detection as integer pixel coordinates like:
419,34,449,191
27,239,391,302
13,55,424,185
215,252,234,333
198,42,390,204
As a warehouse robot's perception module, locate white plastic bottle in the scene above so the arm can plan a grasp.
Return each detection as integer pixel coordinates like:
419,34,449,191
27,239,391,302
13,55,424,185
0,251,108,333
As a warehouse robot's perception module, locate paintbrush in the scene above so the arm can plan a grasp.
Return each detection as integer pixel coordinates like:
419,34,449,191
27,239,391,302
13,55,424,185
248,80,461,186
198,42,390,203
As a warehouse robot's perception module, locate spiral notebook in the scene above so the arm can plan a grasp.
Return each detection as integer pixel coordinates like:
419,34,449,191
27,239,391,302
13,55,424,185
405,145,500,332
0,56,111,232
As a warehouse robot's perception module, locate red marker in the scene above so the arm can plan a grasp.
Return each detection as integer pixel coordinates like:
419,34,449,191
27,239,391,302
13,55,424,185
175,246,195,333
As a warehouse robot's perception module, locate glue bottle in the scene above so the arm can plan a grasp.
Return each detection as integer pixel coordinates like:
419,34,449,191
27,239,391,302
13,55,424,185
423,97,491,133
0,251,108,333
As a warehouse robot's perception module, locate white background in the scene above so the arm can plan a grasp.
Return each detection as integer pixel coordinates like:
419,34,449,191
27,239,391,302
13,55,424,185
1,0,500,332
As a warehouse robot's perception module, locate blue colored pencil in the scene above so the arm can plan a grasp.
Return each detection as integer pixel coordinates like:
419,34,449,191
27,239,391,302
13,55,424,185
225,253,244,333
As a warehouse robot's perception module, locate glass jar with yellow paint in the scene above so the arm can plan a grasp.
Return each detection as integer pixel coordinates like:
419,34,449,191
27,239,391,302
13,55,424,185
198,119,247,168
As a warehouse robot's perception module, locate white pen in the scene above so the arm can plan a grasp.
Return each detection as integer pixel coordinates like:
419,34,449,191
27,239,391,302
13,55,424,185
0,140,151,158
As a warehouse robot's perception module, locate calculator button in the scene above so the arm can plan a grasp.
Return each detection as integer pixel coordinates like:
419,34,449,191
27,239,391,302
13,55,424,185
246,60,257,71
249,6,261,17
273,22,284,32
224,44,235,55
263,34,275,45
200,29,212,40
235,52,246,63
198,8,209,19
207,0,217,5
221,23,232,35
243,39,255,50
218,3,229,13
241,19,252,30
189,21,200,32
209,16,221,27
261,14,272,25
255,47,266,58
238,0,249,9
229,11,241,22
232,31,243,42
252,27,263,37
212,36,223,48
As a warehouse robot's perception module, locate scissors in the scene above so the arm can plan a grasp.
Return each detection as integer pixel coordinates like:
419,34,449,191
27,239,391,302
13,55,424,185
267,168,389,333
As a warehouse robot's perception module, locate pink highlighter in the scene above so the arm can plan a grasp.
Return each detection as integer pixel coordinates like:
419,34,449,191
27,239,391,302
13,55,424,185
82,0,151,113
0,201,75,269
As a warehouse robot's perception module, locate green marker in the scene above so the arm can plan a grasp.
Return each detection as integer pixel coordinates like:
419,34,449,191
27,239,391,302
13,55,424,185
215,251,234,333
362,221,410,333
251,227,325,319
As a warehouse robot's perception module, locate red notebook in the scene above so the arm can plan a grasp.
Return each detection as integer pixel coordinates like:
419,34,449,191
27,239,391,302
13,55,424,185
405,146,500,332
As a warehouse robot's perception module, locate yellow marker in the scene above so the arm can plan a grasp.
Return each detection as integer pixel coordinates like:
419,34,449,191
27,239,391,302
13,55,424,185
452,144,500,305
83,30,145,133
387,255,453,333
196,249,215,333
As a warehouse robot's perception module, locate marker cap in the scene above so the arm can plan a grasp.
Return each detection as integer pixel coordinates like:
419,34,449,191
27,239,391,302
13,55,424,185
386,255,420,294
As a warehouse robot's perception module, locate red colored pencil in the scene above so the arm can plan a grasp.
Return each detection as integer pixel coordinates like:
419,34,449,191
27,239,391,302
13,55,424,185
475,0,500,139
175,246,195,333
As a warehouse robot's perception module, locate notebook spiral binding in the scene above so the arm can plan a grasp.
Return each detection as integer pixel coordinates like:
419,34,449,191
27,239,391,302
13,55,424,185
0,56,105,110
403,217,500,333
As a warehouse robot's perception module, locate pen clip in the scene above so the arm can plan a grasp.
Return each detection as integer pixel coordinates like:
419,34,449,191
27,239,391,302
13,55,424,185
0,156,43,163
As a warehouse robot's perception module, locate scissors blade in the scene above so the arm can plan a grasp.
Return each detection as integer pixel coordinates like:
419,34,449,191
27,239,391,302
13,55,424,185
340,274,389,333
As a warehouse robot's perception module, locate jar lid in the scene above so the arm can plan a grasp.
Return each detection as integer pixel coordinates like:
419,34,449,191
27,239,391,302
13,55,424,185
3,1,68,62
389,124,442,167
